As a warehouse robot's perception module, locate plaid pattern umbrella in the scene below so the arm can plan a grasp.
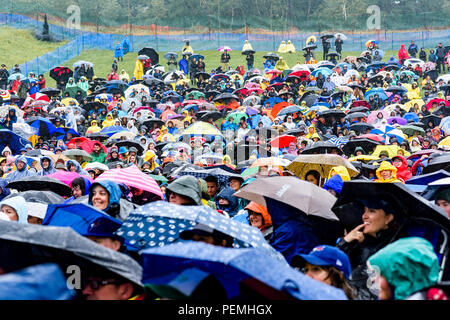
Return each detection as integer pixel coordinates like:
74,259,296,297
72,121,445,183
96,165,163,200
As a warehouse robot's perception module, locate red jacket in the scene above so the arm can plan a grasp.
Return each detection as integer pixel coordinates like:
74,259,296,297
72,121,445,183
393,155,412,182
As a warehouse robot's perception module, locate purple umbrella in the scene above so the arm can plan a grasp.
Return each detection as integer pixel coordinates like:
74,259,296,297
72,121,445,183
387,116,407,125
246,106,258,116
167,114,184,120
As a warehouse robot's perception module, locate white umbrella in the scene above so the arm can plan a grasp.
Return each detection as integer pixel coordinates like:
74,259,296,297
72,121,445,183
122,98,142,113
84,162,109,172
73,61,94,68
110,131,136,140
334,33,347,40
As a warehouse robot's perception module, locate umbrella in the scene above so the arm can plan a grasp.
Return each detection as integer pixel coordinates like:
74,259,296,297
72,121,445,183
302,44,317,51
96,165,163,199
386,86,408,94
249,157,291,169
47,171,93,187
332,180,450,232
370,125,406,143
138,47,159,65
301,141,344,155
29,93,50,102
194,72,210,80
182,121,223,137
372,145,410,158
387,116,407,126
164,52,178,60
62,149,92,161
400,125,425,137
422,155,450,174
287,154,359,179
263,52,280,60
54,127,80,140
269,135,297,149
0,220,143,288
73,60,93,68
178,167,242,187
49,67,73,82
349,122,374,134
100,125,128,137
8,73,27,81
342,138,381,156
242,49,256,55
235,176,338,221
116,201,274,251
110,131,136,140
6,176,72,197
277,106,303,116
0,129,29,155
25,117,57,137
189,54,205,62
199,111,223,122
113,140,144,156
140,241,347,300
4,190,64,204
83,162,110,172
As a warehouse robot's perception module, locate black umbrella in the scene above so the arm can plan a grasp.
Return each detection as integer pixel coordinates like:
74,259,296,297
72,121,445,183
342,138,381,156
332,180,450,232
421,114,441,127
199,111,223,122
326,52,341,59
302,44,317,51
49,67,73,82
385,86,408,94
349,122,374,134
205,90,220,99
345,112,367,121
82,101,107,112
320,34,334,40
0,220,143,290
422,155,450,174
213,92,240,102
368,74,384,83
6,176,72,197
424,70,439,82
301,94,319,108
4,190,64,204
285,128,307,136
143,76,164,86
347,82,365,90
347,106,369,114
384,64,400,71
138,47,159,65
301,141,343,155
113,140,144,156
40,87,60,97
319,109,346,118
194,72,211,80
141,117,165,129
85,132,110,141
263,52,280,60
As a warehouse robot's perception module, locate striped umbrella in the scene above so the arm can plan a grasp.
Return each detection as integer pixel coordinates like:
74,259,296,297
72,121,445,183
96,165,163,200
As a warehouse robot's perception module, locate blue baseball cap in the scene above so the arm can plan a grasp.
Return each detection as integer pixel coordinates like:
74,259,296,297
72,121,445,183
291,245,352,279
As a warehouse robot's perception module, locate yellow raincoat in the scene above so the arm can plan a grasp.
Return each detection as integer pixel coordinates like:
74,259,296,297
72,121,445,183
375,161,403,183
157,126,175,142
328,166,351,181
305,126,317,139
119,69,130,83
275,57,289,72
278,41,288,53
102,114,115,128
86,120,101,134
182,110,192,124
134,60,144,80
286,40,296,53
144,150,160,171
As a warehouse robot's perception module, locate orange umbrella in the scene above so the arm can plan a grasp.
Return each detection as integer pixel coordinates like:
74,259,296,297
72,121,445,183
271,101,293,119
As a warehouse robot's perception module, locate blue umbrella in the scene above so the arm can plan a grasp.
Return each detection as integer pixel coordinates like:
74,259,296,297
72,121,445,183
189,54,204,61
403,112,419,123
0,129,29,155
43,203,123,237
0,263,75,300
100,125,128,137
181,104,198,113
370,125,405,143
265,97,283,108
54,127,80,140
115,201,274,252
7,73,27,81
26,117,57,137
140,242,348,300
311,68,333,78
364,88,388,101
336,62,352,70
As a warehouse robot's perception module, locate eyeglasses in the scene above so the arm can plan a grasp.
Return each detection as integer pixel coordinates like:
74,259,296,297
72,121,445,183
86,279,119,290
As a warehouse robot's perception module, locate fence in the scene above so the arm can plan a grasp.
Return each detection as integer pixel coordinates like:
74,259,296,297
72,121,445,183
1,13,450,77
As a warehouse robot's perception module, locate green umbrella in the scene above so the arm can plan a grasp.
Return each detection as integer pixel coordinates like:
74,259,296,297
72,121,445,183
185,90,205,100
241,166,258,178
64,86,85,98
226,112,248,124
400,124,425,137
147,174,168,184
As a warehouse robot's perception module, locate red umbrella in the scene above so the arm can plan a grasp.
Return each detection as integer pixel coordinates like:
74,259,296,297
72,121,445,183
350,100,371,109
67,137,90,148
426,98,450,110
30,93,50,102
48,171,94,187
181,99,202,106
79,139,107,154
270,135,297,149
96,165,163,199
357,133,386,143
30,100,50,108
288,70,310,81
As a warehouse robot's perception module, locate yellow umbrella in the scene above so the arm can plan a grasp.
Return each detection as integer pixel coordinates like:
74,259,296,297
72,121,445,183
182,121,223,136
404,99,425,111
348,155,380,163
372,145,410,158
438,136,450,148
61,98,79,106
286,154,359,180
306,35,317,45
384,103,408,114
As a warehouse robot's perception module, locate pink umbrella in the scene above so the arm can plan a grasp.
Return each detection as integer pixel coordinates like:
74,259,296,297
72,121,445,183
48,171,93,187
217,46,232,52
367,110,388,124
95,165,163,199
245,82,261,89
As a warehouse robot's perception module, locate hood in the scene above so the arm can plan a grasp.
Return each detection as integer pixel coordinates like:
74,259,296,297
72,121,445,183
40,156,55,171
215,187,239,216
66,160,82,174
328,166,350,181
392,155,408,172
368,237,439,300
244,201,272,231
2,147,12,156
88,180,122,212
376,161,398,180
0,195,28,223
323,174,344,195
354,146,366,155
14,156,28,172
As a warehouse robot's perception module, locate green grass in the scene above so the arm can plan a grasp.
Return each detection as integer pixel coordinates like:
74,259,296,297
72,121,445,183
0,27,68,68
44,49,407,88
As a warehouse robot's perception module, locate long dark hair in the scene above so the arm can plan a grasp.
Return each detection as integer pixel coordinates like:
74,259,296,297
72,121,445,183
324,266,356,300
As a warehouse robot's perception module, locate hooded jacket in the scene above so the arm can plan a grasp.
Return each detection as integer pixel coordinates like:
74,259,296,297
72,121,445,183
102,114,115,128
392,155,412,182
375,161,403,183
328,166,351,181
88,180,122,218
38,156,57,176
0,178,11,201
166,176,202,205
133,60,144,80
245,201,273,240
5,156,35,183
323,174,344,195
64,176,93,204
66,160,88,176
0,195,28,223
398,44,409,61
215,187,240,218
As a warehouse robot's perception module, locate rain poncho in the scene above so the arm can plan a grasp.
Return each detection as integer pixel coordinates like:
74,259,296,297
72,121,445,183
278,41,288,54
215,187,240,218
286,40,296,53
0,178,11,201
398,44,409,62
133,60,144,80
66,160,88,176
102,114,115,128
323,174,344,195
77,77,89,92
375,161,403,183
328,166,351,181
392,155,412,182
4,156,35,183
368,237,439,300
179,57,189,75
242,40,253,52
37,156,57,176
86,120,101,134
65,78,78,90
274,58,289,72
0,195,28,223
114,43,124,59
119,70,130,82
245,201,273,240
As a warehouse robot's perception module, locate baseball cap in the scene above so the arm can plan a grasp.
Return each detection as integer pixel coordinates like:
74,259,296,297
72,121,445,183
291,245,352,279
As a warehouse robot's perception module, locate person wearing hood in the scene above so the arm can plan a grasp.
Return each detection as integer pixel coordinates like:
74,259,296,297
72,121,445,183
67,159,89,176
37,156,57,176
215,186,239,218
328,166,351,181
0,195,28,223
323,174,344,197
64,176,93,204
286,40,296,53
274,57,289,72
398,44,409,66
278,41,288,54
4,156,35,183
165,176,202,206
133,59,144,80
245,201,273,242
78,76,89,93
391,155,412,182
114,42,124,61
143,150,159,171
368,237,444,300
1,108,17,130
102,113,115,128
179,55,189,75
374,161,403,183
88,180,122,219
86,120,101,134
106,146,121,166
119,69,130,83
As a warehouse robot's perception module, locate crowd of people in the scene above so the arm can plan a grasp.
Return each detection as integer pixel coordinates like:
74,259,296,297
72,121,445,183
0,35,449,301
